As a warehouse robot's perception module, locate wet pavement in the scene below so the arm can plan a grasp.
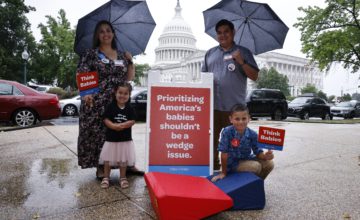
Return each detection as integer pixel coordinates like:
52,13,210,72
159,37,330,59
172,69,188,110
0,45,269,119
1,120,360,219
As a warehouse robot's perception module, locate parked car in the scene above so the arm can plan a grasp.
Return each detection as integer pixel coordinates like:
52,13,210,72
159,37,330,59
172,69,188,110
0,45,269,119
288,94,332,120
0,79,61,127
130,87,147,121
246,89,288,120
59,95,81,116
35,85,54,93
330,101,360,119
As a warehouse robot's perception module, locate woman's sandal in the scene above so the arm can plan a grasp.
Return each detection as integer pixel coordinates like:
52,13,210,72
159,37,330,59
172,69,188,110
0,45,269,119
119,177,129,189
100,177,110,189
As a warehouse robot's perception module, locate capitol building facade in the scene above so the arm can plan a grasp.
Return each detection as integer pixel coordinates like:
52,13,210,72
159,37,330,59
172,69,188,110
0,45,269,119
145,0,323,97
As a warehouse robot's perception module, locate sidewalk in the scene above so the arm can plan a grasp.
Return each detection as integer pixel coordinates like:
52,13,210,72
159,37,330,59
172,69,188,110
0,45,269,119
0,121,359,219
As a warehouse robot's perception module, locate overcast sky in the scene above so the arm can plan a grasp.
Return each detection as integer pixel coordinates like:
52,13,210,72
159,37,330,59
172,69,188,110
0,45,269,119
24,0,359,96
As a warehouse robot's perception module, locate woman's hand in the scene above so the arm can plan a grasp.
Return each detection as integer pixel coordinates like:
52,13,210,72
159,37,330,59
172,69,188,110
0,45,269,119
83,95,94,107
125,51,135,81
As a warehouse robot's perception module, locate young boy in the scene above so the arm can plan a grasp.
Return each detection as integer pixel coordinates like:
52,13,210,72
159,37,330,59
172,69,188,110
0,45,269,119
211,104,274,182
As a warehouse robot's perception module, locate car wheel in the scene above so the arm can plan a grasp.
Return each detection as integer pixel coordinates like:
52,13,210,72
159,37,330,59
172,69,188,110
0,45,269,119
63,104,77,116
348,112,354,119
271,108,283,121
301,111,310,120
322,112,331,120
13,109,37,127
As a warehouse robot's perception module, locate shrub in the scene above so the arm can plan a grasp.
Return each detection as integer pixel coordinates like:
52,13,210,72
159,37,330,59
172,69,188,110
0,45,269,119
62,91,79,99
48,87,78,99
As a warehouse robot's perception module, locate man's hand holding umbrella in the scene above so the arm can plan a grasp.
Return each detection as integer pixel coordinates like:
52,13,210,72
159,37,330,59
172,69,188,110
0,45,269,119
228,49,258,81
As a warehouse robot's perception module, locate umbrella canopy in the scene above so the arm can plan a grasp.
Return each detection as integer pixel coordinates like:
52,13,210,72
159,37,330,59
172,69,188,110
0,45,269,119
74,0,156,56
203,0,289,55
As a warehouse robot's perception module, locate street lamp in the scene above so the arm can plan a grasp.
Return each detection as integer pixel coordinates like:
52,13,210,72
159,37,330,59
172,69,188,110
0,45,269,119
21,48,29,85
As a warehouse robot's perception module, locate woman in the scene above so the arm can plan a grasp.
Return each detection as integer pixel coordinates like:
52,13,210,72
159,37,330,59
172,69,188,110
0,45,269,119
77,20,142,178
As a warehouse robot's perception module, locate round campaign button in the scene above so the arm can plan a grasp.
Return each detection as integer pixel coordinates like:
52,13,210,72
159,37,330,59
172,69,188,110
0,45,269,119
227,63,236,71
231,138,240,147
101,58,110,64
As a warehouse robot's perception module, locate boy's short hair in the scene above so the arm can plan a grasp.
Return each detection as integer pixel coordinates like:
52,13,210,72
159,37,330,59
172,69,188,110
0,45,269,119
230,103,249,115
215,19,235,32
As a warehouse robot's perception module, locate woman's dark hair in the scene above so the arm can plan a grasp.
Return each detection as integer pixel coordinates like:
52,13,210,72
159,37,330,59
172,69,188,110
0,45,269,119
92,20,117,49
230,103,249,115
215,19,235,32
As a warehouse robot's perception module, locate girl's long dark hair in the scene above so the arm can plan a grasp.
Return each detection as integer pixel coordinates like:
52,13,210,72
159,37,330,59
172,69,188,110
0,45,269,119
113,82,133,105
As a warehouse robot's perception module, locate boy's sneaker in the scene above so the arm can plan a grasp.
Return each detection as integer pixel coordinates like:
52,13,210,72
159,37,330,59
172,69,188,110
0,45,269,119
213,163,221,171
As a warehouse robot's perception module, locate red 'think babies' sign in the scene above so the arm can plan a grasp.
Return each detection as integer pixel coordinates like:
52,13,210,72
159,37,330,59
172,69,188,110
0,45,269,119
76,71,99,96
257,126,286,151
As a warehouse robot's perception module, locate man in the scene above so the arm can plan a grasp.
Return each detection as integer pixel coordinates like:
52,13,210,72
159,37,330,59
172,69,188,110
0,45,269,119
201,19,259,170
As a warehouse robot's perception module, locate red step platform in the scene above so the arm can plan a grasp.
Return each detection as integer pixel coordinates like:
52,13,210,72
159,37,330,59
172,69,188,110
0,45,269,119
144,172,233,220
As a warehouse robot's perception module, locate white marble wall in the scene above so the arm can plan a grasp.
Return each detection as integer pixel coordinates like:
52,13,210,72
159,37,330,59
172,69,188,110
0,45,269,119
147,51,324,97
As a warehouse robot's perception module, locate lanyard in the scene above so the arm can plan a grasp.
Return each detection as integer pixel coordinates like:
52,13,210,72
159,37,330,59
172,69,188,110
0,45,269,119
97,50,109,64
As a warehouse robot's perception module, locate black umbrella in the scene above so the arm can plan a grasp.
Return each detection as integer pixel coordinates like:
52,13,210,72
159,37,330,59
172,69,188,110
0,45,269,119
203,0,289,55
74,0,156,56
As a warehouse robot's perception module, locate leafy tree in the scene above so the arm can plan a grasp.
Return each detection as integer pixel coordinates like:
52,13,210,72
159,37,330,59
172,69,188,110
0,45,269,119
31,9,78,88
317,90,328,100
328,95,336,103
301,83,318,94
134,63,150,86
352,92,360,101
294,0,360,73
0,0,36,82
300,84,328,100
342,93,352,101
255,67,290,96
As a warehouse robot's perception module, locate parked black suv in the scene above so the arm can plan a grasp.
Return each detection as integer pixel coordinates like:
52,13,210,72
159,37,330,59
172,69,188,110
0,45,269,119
288,94,332,120
130,87,147,121
246,89,288,120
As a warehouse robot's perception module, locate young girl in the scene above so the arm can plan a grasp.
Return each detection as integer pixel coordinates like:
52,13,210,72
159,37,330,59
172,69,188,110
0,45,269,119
99,82,136,189
211,104,274,182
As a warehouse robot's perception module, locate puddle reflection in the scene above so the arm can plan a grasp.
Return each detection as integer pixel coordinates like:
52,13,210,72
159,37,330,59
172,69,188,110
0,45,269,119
24,158,78,211
0,162,30,206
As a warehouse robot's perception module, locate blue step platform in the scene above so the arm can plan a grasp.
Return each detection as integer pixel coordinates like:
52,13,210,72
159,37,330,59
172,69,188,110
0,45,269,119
207,172,266,210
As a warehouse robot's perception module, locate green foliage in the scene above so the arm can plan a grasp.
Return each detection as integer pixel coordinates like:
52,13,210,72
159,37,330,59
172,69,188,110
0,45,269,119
294,0,360,73
61,91,79,99
342,93,352,101
301,84,329,100
328,95,336,103
31,9,78,88
0,0,36,82
47,87,78,99
47,87,65,98
301,83,318,94
317,90,328,100
255,67,290,96
134,63,150,85
286,96,295,102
